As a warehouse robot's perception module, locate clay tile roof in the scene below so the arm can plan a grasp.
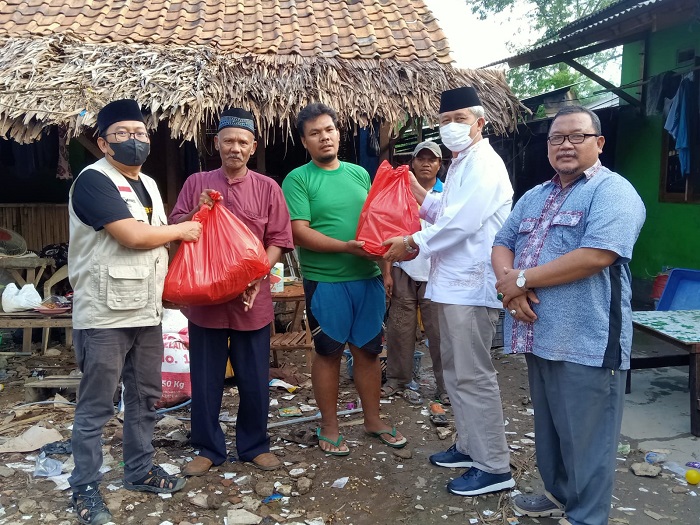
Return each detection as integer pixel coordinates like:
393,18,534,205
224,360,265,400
0,0,523,142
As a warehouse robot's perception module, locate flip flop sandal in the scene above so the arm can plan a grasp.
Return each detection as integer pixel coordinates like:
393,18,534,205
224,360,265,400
429,402,449,426
380,384,401,398
438,392,451,406
316,428,350,456
366,426,408,448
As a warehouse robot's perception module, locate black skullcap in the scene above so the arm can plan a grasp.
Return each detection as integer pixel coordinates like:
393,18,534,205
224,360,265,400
439,86,481,113
218,108,256,136
97,99,145,136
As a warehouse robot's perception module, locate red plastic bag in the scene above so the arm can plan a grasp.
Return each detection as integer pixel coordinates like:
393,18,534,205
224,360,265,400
163,193,270,305
356,160,421,255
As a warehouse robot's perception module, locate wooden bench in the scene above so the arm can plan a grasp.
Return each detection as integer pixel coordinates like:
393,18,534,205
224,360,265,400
0,311,72,353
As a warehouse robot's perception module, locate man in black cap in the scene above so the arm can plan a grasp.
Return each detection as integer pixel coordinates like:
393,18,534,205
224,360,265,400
382,140,447,405
383,87,515,496
68,99,202,524
170,108,294,475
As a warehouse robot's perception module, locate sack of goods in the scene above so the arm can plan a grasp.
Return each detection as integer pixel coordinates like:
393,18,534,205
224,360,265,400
356,160,420,256
163,191,270,305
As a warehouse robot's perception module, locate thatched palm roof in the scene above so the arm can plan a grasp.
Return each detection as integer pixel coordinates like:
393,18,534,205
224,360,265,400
0,0,521,143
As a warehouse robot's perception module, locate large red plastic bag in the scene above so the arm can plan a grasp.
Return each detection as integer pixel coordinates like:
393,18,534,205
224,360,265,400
163,193,270,305
356,160,421,255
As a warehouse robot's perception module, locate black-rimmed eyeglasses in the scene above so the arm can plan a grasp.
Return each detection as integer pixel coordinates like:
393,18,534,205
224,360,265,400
103,131,150,143
547,133,599,146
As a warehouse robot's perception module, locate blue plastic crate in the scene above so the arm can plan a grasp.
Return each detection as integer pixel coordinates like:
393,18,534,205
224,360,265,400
656,268,700,311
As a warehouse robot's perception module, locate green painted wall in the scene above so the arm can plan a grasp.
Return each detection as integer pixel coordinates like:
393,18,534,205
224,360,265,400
617,24,700,279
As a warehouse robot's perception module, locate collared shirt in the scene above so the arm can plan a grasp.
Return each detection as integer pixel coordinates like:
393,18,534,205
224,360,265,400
411,139,513,306
169,168,294,331
493,163,646,369
395,178,443,283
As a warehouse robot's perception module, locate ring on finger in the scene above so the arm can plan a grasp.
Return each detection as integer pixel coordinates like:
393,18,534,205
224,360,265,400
509,309,517,316
497,292,504,300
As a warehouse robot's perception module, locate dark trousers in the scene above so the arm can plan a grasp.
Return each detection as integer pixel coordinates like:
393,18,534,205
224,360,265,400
385,266,445,394
69,326,163,489
188,322,271,464
526,354,627,525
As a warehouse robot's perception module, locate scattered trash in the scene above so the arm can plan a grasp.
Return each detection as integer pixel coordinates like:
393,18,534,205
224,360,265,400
617,442,631,456
686,461,700,469
331,476,349,489
279,407,303,417
429,402,448,427
663,461,689,477
33,452,62,477
40,439,72,456
269,379,298,393
262,493,283,504
0,425,63,453
643,510,667,520
645,451,667,464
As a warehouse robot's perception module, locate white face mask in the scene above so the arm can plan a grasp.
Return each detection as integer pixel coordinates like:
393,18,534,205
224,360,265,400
439,121,477,153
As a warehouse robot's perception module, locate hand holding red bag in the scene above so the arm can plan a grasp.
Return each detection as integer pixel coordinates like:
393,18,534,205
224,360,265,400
356,160,421,256
163,191,270,305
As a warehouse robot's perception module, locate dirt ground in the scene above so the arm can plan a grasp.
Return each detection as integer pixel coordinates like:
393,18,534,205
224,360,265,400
0,332,697,525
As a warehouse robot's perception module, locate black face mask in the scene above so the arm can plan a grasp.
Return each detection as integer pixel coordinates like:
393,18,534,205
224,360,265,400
108,139,150,166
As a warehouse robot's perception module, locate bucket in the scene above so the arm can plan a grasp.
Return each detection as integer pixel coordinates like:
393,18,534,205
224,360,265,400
651,273,670,300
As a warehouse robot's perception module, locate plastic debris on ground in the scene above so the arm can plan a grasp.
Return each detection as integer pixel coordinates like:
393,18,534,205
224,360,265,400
331,476,349,489
33,451,62,477
269,378,298,393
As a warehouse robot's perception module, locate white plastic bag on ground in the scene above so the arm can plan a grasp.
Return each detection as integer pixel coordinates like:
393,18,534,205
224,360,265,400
2,283,42,312
156,332,191,408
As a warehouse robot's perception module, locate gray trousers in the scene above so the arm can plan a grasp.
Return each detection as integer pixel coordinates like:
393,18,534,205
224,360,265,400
526,354,626,525
437,303,510,473
68,326,163,489
385,266,445,394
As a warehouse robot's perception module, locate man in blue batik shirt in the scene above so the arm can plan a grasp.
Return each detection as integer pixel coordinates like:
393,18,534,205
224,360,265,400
492,105,646,525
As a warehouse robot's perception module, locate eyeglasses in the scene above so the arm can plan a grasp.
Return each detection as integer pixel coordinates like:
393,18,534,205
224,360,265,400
547,133,599,146
103,131,150,143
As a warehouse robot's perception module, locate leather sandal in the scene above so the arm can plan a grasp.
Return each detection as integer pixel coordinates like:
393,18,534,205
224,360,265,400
124,465,186,494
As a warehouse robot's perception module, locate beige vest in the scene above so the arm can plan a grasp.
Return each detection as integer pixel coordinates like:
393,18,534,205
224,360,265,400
68,158,169,329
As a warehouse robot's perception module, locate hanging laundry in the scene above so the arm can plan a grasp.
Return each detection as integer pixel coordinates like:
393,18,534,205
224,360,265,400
664,72,694,176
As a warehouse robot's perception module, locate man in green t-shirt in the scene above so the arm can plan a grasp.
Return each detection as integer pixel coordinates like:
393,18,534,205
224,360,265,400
282,103,407,455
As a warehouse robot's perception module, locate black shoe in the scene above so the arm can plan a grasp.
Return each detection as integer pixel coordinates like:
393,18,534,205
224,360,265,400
447,467,515,496
429,444,473,468
72,484,112,525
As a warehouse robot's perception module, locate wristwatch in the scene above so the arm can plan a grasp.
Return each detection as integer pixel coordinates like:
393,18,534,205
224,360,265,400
403,235,417,254
516,269,527,289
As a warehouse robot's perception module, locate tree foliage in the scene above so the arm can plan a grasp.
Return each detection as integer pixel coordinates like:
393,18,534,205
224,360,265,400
470,0,621,100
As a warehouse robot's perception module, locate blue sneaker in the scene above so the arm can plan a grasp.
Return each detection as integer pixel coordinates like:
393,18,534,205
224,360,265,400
429,444,473,468
447,467,515,496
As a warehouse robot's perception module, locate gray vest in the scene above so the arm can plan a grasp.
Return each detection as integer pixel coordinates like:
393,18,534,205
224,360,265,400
68,158,169,329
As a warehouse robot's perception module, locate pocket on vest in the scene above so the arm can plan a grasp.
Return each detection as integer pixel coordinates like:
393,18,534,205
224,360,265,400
106,266,150,310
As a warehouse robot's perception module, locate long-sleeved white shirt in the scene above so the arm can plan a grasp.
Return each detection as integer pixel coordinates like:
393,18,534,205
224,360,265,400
411,139,513,307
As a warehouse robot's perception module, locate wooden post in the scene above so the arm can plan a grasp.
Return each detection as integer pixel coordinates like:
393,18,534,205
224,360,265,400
378,121,392,164
256,137,266,174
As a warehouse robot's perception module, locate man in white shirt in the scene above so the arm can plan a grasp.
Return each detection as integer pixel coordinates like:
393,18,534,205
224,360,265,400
383,86,514,496
382,140,446,405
